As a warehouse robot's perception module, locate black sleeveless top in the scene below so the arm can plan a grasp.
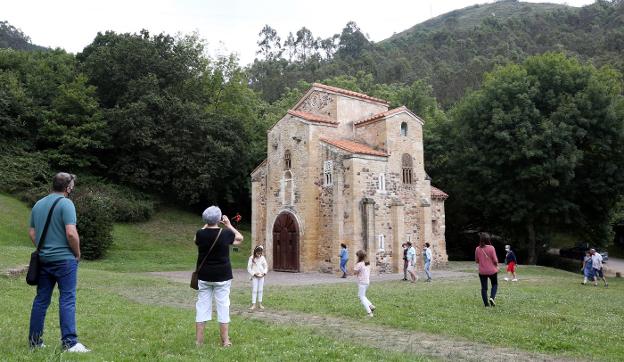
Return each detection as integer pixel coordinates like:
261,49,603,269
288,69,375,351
195,227,235,282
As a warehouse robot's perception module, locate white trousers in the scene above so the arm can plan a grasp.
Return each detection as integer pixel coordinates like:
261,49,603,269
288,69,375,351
251,277,265,304
196,280,231,324
358,283,373,314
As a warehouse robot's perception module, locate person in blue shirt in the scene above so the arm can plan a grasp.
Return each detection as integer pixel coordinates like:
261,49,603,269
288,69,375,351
504,245,518,282
339,243,349,278
28,173,90,353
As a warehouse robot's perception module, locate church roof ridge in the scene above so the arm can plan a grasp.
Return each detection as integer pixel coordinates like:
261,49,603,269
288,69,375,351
311,83,389,105
319,137,389,157
354,106,423,127
287,109,338,126
431,186,449,199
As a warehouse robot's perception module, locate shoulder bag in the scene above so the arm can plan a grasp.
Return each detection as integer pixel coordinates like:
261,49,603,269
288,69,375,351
190,228,223,290
26,197,64,286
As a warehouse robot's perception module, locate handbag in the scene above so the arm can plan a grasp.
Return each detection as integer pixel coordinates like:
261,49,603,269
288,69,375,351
26,197,64,286
190,228,222,290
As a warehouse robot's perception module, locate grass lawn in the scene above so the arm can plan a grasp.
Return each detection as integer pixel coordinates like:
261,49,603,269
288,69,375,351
3,193,624,361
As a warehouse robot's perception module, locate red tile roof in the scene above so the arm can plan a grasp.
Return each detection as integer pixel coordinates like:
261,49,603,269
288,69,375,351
355,106,415,127
312,83,389,105
288,109,338,127
320,138,388,157
431,186,449,199
287,110,338,126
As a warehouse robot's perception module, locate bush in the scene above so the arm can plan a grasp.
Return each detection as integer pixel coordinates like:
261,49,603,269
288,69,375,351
72,188,114,260
0,148,53,205
537,253,582,274
95,183,156,222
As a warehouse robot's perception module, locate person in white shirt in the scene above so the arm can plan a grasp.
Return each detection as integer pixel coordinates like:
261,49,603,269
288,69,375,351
247,245,268,310
590,248,608,287
423,242,433,282
406,242,418,283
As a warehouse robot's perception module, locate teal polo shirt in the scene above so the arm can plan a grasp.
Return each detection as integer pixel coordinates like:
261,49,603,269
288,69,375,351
29,194,77,262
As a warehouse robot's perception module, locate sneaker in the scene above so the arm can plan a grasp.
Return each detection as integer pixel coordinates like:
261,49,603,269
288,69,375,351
489,297,496,307
512,278,518,282
249,304,257,311
504,277,509,281
66,342,91,353
369,305,376,313
30,343,46,350
367,313,374,318
426,278,432,282
258,303,265,310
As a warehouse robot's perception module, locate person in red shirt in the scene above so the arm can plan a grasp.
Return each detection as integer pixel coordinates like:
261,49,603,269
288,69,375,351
232,213,242,228
475,232,499,307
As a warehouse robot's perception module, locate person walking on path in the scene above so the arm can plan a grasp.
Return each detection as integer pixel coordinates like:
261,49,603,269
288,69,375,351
194,206,244,348
590,248,608,287
339,243,349,278
401,243,408,281
406,242,418,283
28,173,90,353
247,245,268,310
504,245,518,282
581,250,594,285
475,232,499,307
423,243,433,282
353,250,375,317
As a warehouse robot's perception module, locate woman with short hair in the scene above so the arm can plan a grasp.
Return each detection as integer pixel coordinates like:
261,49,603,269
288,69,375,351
194,206,243,347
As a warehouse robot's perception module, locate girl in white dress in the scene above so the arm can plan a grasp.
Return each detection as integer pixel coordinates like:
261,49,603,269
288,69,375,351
247,245,268,310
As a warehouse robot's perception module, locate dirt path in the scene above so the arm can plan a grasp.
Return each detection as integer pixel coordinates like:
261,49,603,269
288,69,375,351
136,269,576,361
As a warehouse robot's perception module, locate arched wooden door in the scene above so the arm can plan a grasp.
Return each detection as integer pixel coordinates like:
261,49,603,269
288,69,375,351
272,212,299,272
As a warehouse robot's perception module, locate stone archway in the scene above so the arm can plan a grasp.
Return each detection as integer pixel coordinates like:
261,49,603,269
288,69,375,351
272,212,300,272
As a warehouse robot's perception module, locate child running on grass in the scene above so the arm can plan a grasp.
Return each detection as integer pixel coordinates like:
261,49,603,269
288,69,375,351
581,250,594,285
247,245,268,310
353,250,376,317
504,245,518,282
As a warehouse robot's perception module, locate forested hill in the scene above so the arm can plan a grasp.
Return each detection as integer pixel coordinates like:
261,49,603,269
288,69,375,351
249,0,624,107
0,21,47,51
375,0,624,106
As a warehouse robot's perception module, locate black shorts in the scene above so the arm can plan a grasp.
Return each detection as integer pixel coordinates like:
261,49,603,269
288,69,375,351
594,268,604,278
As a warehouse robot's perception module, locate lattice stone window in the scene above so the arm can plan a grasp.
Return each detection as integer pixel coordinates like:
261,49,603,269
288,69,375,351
378,234,385,251
323,160,333,186
402,153,413,185
400,122,408,136
378,173,386,192
284,150,291,170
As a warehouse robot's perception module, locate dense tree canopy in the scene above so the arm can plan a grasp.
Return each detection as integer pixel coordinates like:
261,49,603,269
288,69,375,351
446,53,624,262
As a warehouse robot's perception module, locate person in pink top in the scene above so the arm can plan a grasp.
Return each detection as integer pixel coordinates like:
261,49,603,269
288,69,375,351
475,232,499,307
353,250,376,317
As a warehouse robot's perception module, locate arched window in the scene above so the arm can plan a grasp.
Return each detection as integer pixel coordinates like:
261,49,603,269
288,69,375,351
283,170,293,205
400,122,408,136
323,160,333,186
378,173,386,192
284,150,291,170
378,234,385,251
402,153,413,184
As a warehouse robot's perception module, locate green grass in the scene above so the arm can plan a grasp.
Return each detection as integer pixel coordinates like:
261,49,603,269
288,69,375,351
235,266,623,360
86,207,251,272
4,193,624,361
0,271,418,361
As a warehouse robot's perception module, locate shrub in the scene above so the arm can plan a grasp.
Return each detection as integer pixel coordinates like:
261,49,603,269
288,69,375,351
72,188,114,260
0,148,53,205
537,253,582,274
94,183,156,222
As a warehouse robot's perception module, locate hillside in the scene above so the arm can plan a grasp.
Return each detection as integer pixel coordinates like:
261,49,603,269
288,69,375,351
386,1,568,39
0,20,46,51
248,0,624,107
374,0,624,106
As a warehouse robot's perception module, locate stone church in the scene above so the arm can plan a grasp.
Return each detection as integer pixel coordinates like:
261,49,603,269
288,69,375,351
251,83,448,274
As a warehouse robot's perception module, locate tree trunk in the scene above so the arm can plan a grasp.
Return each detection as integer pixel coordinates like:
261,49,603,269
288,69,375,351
527,221,537,265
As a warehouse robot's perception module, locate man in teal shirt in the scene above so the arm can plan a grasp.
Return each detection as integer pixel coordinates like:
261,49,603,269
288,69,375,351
28,173,90,353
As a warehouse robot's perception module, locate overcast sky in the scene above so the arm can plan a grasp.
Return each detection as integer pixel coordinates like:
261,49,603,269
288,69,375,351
3,0,595,65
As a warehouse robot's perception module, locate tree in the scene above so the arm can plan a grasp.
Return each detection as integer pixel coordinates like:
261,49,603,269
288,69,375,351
449,53,624,263
256,25,281,60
